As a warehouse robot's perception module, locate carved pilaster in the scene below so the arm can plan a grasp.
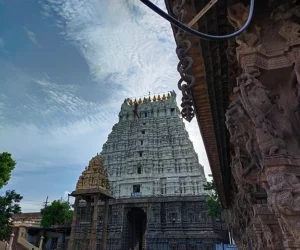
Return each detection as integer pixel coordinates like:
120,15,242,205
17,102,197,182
81,198,91,250
68,197,79,250
101,199,109,250
262,166,300,247
90,195,99,250
252,204,284,250
226,2,300,248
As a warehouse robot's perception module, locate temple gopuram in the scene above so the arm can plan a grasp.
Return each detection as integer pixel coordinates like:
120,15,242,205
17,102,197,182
162,0,300,249
99,93,225,249
70,93,227,250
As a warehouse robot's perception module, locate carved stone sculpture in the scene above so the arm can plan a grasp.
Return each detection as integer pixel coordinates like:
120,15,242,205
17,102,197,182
294,61,300,112
226,1,300,247
271,2,300,21
265,171,300,242
236,69,288,156
227,3,261,47
226,98,261,186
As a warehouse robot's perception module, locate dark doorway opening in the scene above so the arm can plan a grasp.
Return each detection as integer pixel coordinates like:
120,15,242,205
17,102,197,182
127,208,147,250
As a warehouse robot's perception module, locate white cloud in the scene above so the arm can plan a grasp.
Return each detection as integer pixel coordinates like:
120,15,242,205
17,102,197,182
45,0,209,166
20,200,43,212
6,0,212,211
24,26,39,45
37,0,212,177
43,1,175,97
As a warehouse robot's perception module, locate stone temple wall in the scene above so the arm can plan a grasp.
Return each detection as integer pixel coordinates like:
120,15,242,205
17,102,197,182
74,196,224,250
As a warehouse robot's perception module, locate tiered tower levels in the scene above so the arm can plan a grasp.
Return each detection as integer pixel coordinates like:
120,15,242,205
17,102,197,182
100,91,206,198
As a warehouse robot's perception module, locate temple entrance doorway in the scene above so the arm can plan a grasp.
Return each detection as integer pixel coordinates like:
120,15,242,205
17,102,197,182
127,208,147,250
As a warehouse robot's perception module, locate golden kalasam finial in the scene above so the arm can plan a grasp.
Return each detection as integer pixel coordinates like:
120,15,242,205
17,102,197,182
148,96,151,102
162,94,166,100
153,95,156,101
167,92,171,99
138,98,142,104
134,98,137,104
143,97,147,103
129,99,133,105
157,95,161,101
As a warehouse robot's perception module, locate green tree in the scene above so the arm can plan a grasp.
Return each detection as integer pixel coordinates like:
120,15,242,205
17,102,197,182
0,152,22,240
0,190,23,240
203,174,221,218
0,152,16,189
204,175,225,248
40,200,73,227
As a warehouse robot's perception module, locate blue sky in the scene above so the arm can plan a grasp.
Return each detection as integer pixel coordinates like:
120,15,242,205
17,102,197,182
0,0,210,212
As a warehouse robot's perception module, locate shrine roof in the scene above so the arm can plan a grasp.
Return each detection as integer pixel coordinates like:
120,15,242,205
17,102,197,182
71,155,113,199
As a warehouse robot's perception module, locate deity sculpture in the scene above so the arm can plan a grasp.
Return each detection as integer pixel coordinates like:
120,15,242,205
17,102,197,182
236,69,288,156
227,3,261,47
266,171,300,242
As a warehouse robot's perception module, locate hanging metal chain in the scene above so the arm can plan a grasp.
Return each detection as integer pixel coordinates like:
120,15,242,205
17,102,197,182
173,0,195,122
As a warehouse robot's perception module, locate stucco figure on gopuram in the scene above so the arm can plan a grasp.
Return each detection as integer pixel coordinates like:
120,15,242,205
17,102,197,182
225,1,300,249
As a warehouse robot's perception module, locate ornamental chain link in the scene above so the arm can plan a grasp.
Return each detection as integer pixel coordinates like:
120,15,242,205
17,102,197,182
173,0,195,122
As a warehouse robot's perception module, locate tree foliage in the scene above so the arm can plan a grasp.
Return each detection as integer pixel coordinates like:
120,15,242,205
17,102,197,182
0,152,22,240
0,190,23,240
40,200,73,227
203,174,221,218
0,152,16,189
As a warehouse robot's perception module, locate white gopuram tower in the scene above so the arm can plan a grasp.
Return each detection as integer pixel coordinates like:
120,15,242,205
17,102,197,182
100,91,207,199
94,92,223,250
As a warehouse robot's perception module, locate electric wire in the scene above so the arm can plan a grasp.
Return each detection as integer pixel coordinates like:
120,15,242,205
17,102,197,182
140,0,255,40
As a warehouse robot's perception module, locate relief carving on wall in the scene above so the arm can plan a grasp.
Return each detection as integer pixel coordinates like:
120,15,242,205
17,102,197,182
226,65,300,176
226,1,300,247
228,195,252,250
294,61,300,116
228,2,300,70
227,3,261,47
236,69,290,156
263,171,300,243
226,66,300,244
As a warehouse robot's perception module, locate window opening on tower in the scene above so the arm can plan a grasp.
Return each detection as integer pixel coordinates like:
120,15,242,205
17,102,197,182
171,108,175,115
144,111,151,118
133,184,140,193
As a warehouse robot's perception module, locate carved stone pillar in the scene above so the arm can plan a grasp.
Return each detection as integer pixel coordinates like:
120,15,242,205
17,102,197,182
252,204,284,250
278,217,300,250
252,217,265,250
262,162,300,249
82,198,91,250
68,197,79,250
226,2,300,248
90,195,99,250
8,233,14,250
39,236,44,249
101,198,109,250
